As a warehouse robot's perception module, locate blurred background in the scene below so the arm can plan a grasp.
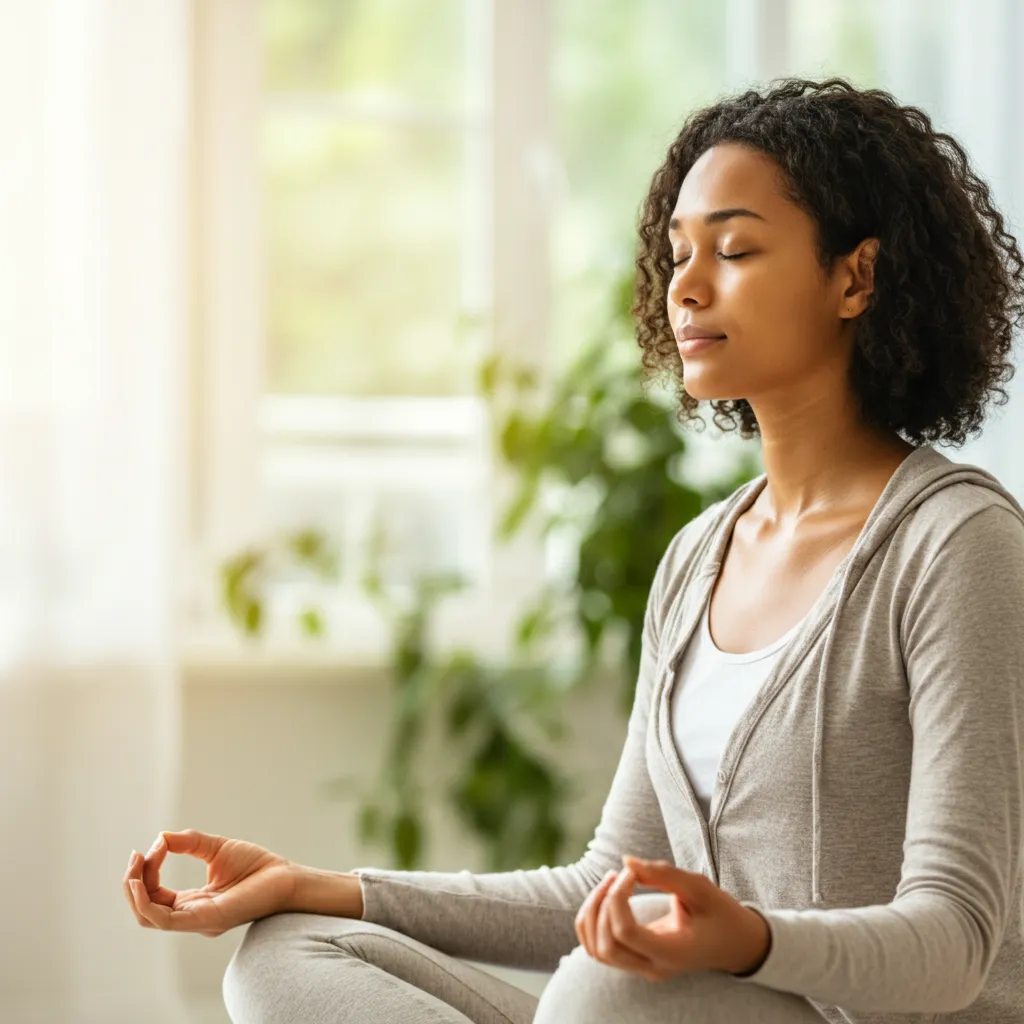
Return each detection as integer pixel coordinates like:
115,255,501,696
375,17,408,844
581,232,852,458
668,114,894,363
2,1,1024,1021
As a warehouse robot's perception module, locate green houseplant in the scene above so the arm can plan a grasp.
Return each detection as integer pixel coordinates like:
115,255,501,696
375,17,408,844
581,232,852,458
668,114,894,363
219,263,759,871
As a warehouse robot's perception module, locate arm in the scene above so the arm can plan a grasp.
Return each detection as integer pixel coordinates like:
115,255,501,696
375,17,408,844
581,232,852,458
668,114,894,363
346,529,690,971
285,866,364,919
732,505,1024,1014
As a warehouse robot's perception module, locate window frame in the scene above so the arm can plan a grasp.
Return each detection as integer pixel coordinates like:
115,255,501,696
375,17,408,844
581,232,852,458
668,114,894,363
181,0,556,666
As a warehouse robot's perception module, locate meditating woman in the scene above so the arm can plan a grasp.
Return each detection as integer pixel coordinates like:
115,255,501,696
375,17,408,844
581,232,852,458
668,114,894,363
123,77,1024,1024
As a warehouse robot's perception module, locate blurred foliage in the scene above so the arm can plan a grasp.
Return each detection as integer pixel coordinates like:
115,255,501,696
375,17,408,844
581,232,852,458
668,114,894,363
220,527,340,639
341,544,574,872
220,262,758,872
481,269,760,715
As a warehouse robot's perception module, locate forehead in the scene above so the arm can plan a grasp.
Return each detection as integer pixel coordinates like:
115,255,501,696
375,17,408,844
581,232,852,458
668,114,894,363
669,143,788,231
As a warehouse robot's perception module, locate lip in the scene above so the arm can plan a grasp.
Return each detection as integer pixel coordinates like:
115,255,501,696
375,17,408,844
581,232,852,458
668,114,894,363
676,323,726,341
677,335,726,357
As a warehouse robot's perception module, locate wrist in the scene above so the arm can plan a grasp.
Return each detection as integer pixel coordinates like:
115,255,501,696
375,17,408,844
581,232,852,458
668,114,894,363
728,906,772,976
286,864,365,919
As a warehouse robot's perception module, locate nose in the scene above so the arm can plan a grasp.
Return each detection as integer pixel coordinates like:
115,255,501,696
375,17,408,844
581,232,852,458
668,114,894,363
667,258,712,310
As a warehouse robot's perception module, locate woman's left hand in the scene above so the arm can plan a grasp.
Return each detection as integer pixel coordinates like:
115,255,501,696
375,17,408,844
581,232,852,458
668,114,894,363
573,855,771,982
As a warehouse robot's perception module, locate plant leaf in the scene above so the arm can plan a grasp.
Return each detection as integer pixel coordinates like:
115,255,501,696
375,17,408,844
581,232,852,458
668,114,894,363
393,810,423,869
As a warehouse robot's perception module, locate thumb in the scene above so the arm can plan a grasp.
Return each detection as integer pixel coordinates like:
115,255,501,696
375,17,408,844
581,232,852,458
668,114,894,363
160,829,226,863
623,856,709,907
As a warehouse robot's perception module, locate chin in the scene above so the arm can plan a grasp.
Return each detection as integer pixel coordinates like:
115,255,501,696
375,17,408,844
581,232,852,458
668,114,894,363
681,370,744,402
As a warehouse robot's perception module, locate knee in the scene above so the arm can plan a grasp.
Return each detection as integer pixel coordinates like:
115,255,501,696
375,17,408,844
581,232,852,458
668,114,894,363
531,898,668,1024
223,913,367,1023
534,944,650,1024
223,914,300,1022
534,895,824,1024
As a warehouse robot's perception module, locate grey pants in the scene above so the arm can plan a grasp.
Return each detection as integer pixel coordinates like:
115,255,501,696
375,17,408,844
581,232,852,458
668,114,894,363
223,894,830,1023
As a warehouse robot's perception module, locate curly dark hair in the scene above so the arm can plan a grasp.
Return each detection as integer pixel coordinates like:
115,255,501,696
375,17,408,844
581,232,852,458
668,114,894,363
633,76,1024,445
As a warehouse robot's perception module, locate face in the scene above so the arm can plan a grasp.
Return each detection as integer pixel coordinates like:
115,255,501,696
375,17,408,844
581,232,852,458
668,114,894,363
666,142,875,407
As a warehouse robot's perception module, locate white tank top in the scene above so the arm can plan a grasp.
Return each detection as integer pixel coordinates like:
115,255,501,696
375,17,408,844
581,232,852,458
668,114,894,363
669,598,807,822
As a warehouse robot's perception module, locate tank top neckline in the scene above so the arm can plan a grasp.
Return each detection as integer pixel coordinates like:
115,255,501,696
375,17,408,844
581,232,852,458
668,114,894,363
699,597,807,665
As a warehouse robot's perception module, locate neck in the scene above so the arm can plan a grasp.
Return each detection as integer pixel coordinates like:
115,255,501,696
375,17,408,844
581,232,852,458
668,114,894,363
747,380,914,523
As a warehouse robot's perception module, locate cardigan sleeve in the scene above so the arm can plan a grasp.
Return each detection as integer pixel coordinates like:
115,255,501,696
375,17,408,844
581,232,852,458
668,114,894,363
731,504,1024,1015
349,526,689,971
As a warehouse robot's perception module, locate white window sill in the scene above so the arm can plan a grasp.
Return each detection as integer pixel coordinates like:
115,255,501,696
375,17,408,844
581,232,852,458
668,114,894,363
178,643,398,682
178,587,589,681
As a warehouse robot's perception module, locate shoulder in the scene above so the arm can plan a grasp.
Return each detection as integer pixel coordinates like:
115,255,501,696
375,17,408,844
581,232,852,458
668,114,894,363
896,480,1024,563
896,483,1024,643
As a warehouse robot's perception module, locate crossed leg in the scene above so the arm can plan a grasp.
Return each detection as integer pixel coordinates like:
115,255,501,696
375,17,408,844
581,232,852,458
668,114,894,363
223,894,831,1024
534,894,831,1024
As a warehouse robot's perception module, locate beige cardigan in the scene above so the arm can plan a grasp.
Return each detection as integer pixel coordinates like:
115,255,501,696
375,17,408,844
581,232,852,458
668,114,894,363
354,443,1024,1023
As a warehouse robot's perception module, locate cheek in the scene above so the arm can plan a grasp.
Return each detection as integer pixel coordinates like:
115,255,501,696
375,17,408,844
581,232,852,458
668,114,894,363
723,266,833,363
679,269,834,399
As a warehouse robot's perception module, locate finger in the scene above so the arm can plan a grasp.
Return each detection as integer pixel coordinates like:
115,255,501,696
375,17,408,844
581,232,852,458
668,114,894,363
594,932,666,981
123,852,154,929
577,871,612,953
574,869,612,949
574,870,615,953
597,868,649,962
143,834,167,890
583,870,618,955
604,868,674,967
623,856,708,910
130,878,179,931
593,868,663,978
141,834,178,906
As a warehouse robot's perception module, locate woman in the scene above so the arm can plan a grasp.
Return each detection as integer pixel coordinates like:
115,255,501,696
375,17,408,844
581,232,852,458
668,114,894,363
123,78,1024,1023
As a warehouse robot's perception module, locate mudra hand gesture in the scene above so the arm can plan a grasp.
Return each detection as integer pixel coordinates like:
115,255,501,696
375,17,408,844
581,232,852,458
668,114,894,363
122,829,296,937
573,855,771,981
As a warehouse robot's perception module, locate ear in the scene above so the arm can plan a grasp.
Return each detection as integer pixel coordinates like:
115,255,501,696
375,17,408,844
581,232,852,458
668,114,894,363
838,237,880,320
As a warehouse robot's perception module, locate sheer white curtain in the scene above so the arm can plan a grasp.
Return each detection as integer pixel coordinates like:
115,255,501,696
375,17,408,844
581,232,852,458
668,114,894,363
0,2,190,1022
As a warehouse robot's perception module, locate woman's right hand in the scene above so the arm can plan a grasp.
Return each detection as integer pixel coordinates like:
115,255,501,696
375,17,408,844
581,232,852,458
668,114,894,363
122,829,297,937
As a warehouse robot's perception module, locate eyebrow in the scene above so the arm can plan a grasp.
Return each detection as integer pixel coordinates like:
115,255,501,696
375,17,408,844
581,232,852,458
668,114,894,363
668,208,766,233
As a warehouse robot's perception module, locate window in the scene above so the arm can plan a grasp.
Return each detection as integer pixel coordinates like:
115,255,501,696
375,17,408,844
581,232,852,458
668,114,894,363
261,0,486,397
188,0,1024,663
252,0,499,658
185,0,551,661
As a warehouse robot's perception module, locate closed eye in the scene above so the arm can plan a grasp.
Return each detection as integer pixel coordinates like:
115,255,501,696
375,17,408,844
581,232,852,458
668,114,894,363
672,252,750,267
